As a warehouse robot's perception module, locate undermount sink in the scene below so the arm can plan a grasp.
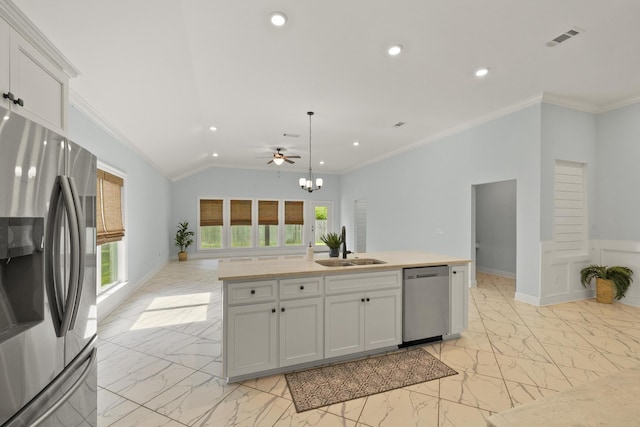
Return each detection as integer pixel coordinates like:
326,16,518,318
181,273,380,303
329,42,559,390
315,259,355,267
349,258,387,265
315,258,387,267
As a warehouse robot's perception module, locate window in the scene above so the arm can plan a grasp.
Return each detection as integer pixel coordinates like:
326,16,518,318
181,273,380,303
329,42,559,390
100,242,118,286
285,201,304,246
314,205,328,245
200,199,223,249
553,160,587,257
258,200,278,247
230,199,252,247
96,168,125,291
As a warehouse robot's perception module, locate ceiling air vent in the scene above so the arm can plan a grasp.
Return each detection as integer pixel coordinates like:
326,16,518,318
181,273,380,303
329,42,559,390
393,121,406,128
546,27,583,47
282,133,299,138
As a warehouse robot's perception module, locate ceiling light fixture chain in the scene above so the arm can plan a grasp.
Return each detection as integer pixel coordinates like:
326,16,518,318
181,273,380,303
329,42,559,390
299,111,323,192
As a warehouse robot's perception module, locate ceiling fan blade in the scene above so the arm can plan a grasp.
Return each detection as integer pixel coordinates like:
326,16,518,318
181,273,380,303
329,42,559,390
285,158,295,164
286,155,301,159
266,159,274,164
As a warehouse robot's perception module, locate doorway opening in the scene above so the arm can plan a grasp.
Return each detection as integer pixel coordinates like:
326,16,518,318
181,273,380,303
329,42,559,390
471,180,517,293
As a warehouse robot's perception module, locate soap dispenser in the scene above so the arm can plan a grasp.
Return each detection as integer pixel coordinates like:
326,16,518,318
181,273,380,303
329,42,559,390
306,242,314,260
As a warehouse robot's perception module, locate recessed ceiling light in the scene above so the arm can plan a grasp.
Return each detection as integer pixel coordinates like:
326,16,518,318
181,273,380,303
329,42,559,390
475,68,489,77
388,44,403,56
319,161,324,165
43,140,47,145
270,12,287,27
353,141,360,146
209,126,217,131
212,153,219,157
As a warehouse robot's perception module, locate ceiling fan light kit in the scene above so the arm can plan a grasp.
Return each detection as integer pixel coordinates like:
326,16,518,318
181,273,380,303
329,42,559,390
300,111,323,192
266,147,300,165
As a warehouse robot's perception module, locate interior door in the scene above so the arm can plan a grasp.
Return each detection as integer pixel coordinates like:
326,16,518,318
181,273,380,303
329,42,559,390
310,202,333,249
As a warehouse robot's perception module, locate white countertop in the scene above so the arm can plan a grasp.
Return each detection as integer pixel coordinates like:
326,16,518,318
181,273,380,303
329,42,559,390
217,250,470,281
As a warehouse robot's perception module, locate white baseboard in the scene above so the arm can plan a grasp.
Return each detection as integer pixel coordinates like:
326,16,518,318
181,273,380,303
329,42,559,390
476,266,516,279
514,292,541,306
97,260,168,322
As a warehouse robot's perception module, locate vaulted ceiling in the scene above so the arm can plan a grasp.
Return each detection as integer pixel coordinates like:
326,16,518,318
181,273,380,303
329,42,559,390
14,0,640,180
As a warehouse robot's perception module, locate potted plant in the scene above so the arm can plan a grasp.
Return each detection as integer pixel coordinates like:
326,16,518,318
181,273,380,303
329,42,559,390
175,221,194,261
320,232,343,257
580,264,634,303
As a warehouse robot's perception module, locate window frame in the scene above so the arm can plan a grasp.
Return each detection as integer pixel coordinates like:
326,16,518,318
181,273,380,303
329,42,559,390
96,163,127,295
197,197,225,250
196,197,308,253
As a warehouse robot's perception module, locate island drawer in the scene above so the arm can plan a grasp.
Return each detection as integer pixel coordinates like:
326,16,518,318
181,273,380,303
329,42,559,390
280,276,324,299
227,280,277,305
325,270,402,294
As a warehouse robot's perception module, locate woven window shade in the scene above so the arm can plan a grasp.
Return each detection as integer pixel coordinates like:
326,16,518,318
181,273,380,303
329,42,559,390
230,200,252,226
96,169,125,245
258,201,279,226
285,201,304,225
200,199,223,226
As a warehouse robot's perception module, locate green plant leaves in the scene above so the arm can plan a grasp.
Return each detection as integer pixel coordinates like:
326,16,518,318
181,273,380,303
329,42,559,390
580,264,634,300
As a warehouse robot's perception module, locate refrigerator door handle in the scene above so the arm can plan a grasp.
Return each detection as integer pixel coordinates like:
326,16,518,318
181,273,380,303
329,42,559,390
45,176,81,337
68,176,85,330
45,177,64,335
30,347,97,427
4,338,98,427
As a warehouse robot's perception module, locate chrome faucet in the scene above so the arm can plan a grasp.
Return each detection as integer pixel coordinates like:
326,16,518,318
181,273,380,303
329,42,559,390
341,226,351,259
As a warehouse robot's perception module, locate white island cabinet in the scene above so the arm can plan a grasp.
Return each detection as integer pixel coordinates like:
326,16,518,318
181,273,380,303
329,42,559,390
325,270,402,358
219,250,470,382
449,265,469,336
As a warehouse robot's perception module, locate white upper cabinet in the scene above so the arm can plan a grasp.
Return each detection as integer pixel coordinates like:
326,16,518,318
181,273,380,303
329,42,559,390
0,18,11,110
0,6,78,134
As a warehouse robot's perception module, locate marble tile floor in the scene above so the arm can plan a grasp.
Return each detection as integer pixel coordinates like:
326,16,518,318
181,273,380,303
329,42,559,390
97,260,640,426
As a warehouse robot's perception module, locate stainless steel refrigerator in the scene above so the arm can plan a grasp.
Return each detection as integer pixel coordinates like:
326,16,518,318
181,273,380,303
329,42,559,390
0,105,97,426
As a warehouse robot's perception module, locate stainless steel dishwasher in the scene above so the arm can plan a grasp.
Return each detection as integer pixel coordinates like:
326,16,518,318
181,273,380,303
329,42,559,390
402,265,450,344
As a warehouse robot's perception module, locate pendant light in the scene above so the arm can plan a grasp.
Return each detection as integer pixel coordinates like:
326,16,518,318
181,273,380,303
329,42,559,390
299,111,323,192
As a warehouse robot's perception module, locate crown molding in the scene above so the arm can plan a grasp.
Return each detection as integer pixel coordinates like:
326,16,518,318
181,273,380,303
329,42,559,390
540,93,599,113
598,94,640,113
172,162,339,183
0,0,79,78
69,90,171,181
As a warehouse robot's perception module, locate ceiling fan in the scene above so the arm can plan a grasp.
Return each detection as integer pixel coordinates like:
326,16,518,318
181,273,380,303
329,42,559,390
266,148,300,165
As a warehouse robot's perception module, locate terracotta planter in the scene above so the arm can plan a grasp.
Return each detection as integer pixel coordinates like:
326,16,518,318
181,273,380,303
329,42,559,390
178,252,188,262
596,278,614,304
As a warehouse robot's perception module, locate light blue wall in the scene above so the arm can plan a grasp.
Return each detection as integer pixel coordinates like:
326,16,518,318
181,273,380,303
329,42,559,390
476,180,516,275
595,102,640,240
540,103,597,241
340,105,542,299
68,106,172,292
171,167,341,256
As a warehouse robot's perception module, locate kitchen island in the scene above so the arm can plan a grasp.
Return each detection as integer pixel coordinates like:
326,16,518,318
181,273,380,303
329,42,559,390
217,250,470,382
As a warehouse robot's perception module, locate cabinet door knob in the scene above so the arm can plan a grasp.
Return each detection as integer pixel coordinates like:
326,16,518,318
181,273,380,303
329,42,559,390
453,271,457,274
300,285,305,290
250,289,256,295
13,98,24,107
281,307,285,312
271,308,276,313
361,298,365,302
366,298,370,302
3,92,14,101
